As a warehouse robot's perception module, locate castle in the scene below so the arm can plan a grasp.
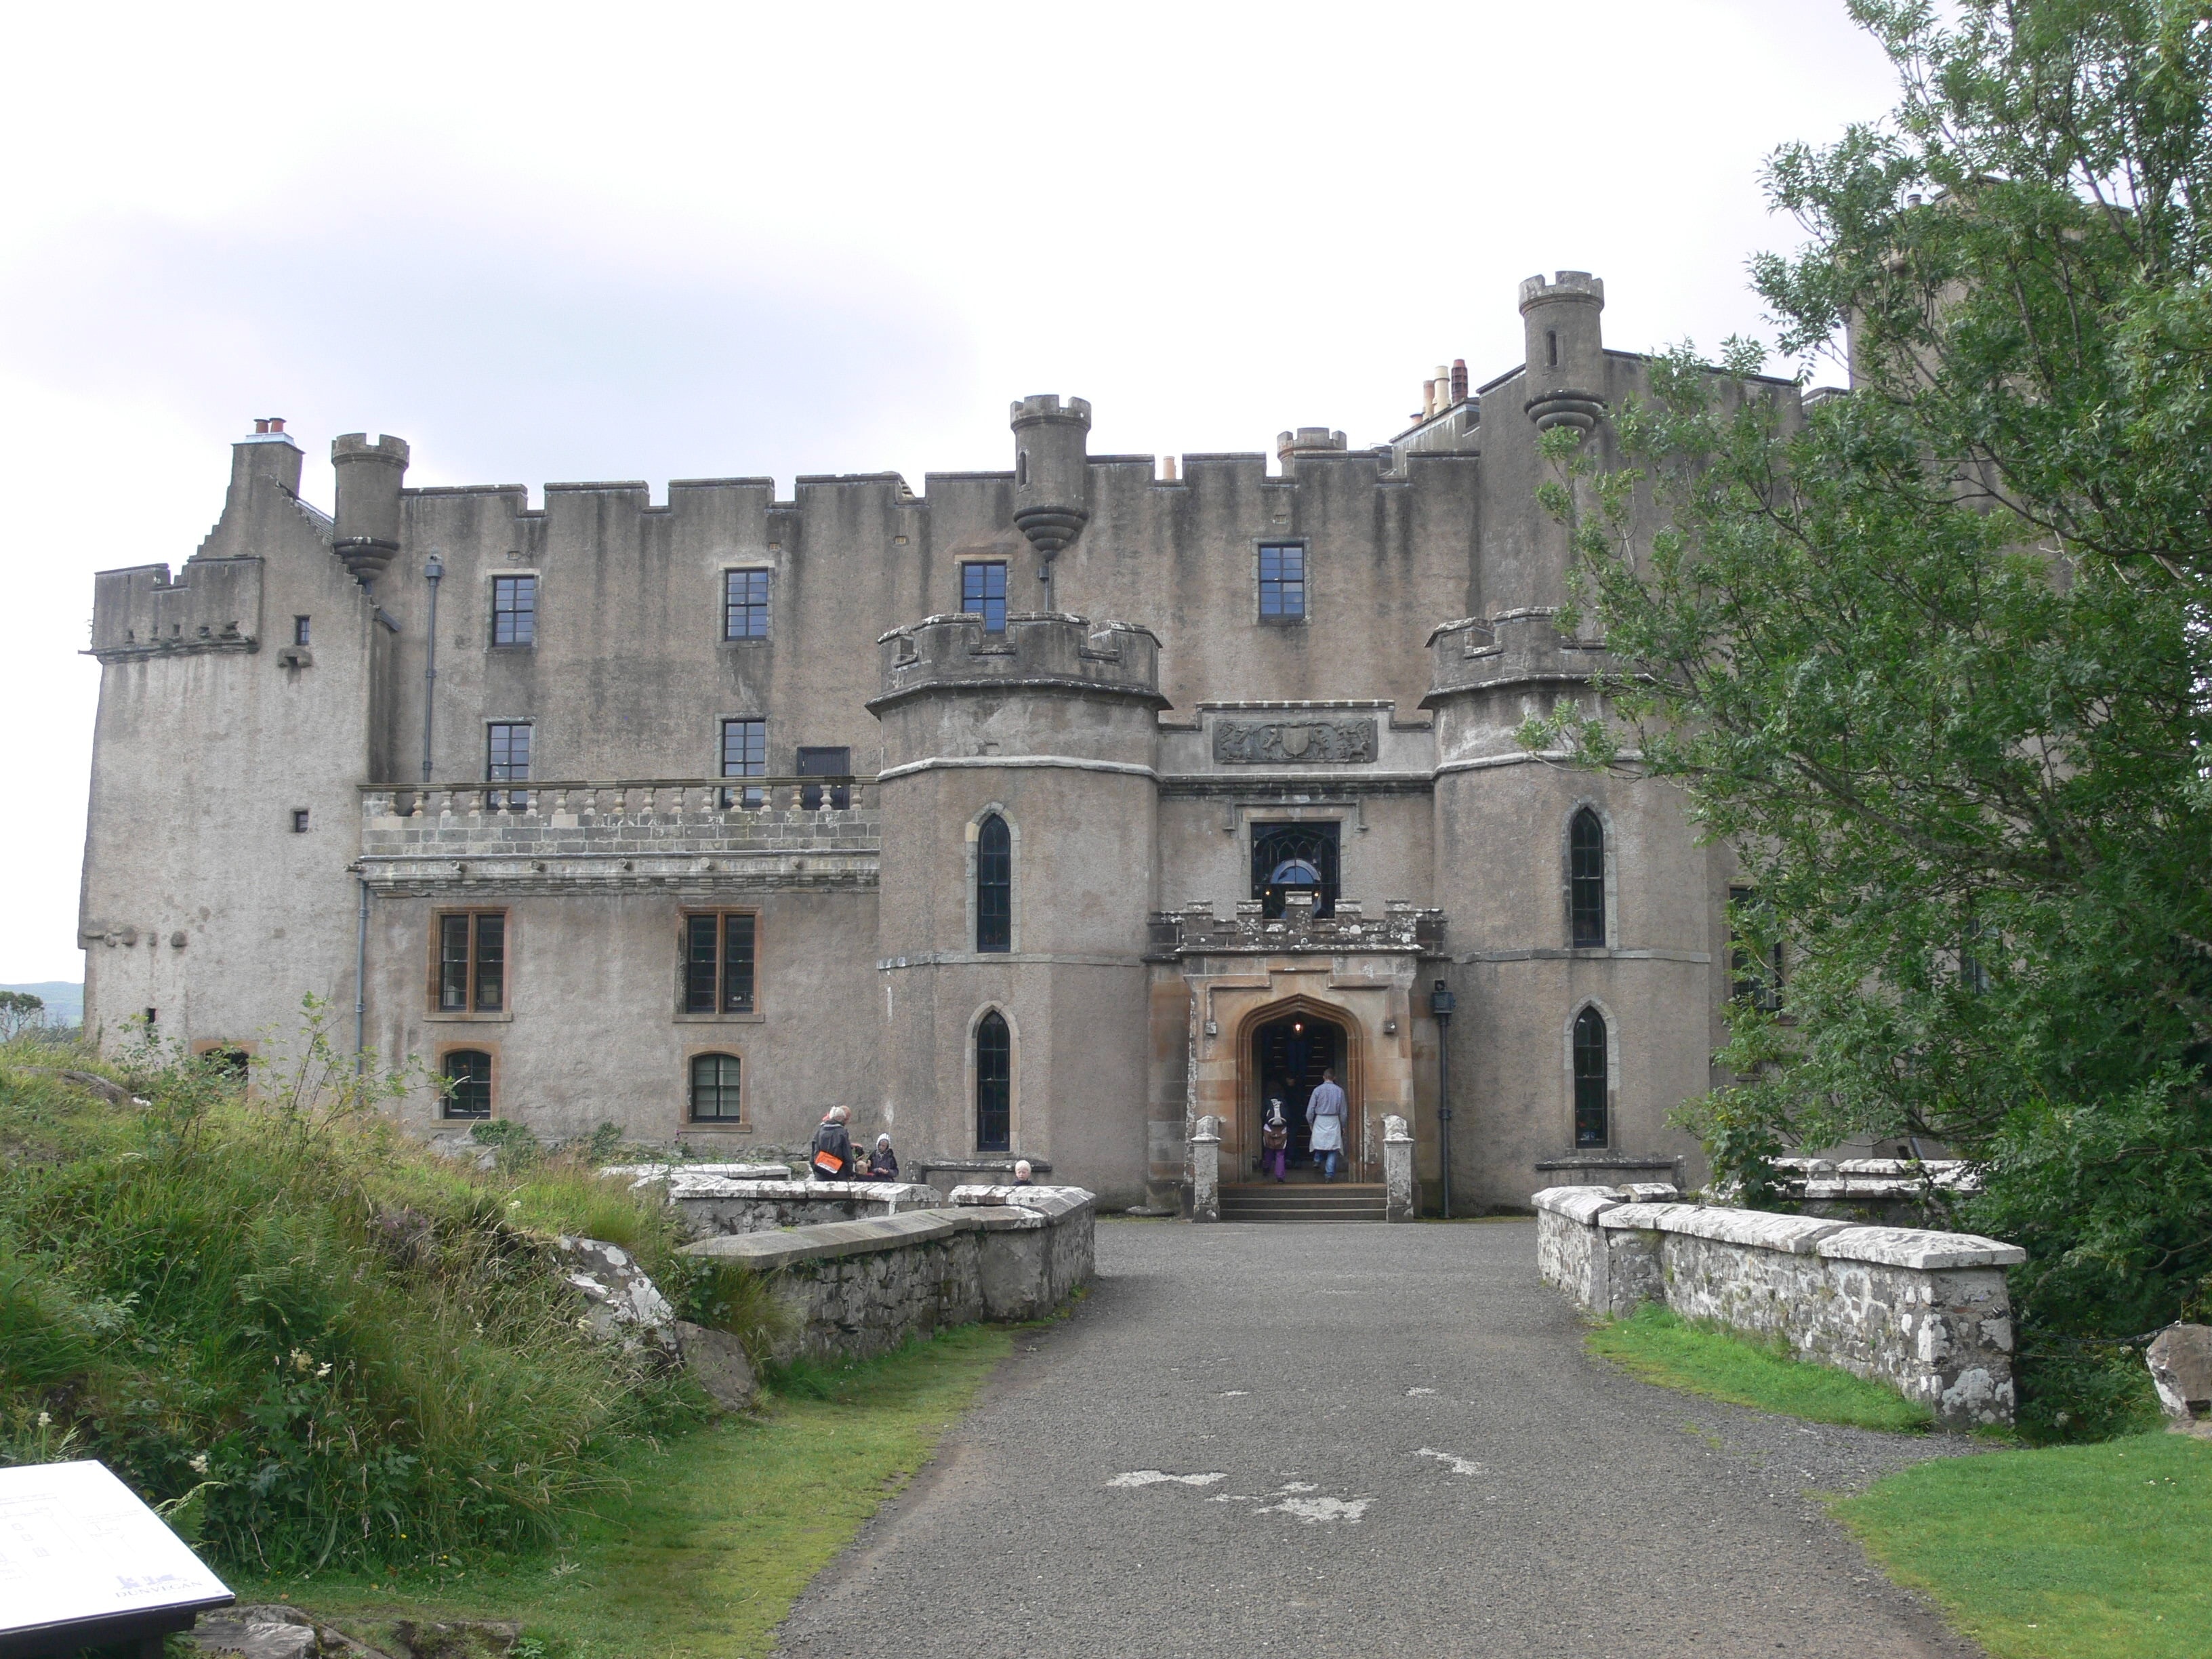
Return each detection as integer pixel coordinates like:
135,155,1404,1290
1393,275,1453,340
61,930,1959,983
80,272,1790,1212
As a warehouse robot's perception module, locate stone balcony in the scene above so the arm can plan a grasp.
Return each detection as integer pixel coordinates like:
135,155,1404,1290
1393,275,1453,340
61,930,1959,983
358,778,879,895
1147,894,1446,960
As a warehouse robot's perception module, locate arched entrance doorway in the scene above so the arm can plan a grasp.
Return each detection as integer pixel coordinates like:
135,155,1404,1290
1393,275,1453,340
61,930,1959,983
1236,1000,1365,1183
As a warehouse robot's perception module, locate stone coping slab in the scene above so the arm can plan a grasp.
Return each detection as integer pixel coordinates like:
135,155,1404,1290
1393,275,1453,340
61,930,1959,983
603,1162,793,1183
1605,1204,1846,1256
657,1176,945,1206
1532,1187,1624,1226
680,1209,964,1270
949,1183,1094,1220
1816,1225,2026,1271
956,1204,1049,1232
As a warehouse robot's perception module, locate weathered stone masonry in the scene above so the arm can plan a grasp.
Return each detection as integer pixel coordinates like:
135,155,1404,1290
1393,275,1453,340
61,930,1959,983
1536,1185,2023,1428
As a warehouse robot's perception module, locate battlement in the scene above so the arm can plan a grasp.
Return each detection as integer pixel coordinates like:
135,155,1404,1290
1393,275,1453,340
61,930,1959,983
1518,270,1605,310
1009,394,1091,430
88,558,263,661
1147,896,1446,959
1420,609,1614,705
869,611,1168,713
332,432,411,465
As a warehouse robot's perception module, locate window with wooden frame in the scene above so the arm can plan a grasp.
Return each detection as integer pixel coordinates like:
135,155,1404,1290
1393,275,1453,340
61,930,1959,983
1728,886,1784,1012
723,569,771,640
975,1010,1011,1152
960,561,1008,633
442,1049,493,1119
1569,808,1607,947
689,1052,743,1122
1572,1005,1609,1148
976,813,1012,952
487,722,532,811
491,574,537,647
1258,543,1306,621
683,912,757,1015
436,912,507,1012
720,717,765,808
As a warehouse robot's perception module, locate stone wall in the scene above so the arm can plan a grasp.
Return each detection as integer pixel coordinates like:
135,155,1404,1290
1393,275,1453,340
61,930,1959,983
1535,1186,2023,1429
680,1185,1096,1363
632,1170,949,1237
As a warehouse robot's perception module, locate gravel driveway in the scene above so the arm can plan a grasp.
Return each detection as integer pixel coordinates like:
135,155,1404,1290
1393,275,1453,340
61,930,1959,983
772,1217,1984,1659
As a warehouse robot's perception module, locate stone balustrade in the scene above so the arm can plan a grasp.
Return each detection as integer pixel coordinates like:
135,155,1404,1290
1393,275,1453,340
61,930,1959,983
1536,1185,2024,1428
1149,895,1446,959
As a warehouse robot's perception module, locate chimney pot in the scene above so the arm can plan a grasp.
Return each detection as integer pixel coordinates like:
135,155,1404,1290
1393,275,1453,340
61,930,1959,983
268,417,285,434
1450,359,1469,403
254,419,270,434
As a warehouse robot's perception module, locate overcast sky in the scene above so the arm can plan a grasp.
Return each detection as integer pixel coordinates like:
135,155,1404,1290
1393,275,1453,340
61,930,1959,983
0,0,1900,984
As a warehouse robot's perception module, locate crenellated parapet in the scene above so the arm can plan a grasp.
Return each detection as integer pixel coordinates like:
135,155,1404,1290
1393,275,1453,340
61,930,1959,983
868,611,1169,715
1420,609,1616,706
87,560,263,663
1148,895,1446,959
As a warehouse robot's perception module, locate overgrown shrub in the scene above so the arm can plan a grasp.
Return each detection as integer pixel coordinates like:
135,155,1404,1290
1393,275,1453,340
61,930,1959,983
0,1017,720,1573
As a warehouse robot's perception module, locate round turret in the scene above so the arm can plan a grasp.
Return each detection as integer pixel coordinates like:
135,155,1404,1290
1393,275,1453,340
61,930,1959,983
1518,272,1607,434
330,432,411,586
1009,395,1091,559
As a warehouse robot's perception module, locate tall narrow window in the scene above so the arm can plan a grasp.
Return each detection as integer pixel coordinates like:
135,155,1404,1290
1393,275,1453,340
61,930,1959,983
1258,544,1306,619
796,745,851,811
492,575,537,646
961,562,1008,633
1569,808,1606,947
1729,886,1784,1012
684,912,757,1013
976,813,1012,952
293,615,311,646
976,1011,1011,1152
487,722,532,811
723,569,771,640
1547,329,1560,368
689,1052,743,1122
1573,1006,1608,1148
436,912,506,1012
442,1049,493,1119
720,717,765,808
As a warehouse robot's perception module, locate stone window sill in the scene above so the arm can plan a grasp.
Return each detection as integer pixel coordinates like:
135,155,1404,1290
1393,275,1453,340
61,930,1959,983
426,1010,514,1023
673,1011,766,1025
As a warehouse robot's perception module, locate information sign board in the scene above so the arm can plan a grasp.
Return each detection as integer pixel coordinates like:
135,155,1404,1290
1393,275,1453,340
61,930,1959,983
0,1460,232,1658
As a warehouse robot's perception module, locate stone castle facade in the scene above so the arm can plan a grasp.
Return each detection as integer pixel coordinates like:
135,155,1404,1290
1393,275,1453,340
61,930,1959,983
80,272,1788,1211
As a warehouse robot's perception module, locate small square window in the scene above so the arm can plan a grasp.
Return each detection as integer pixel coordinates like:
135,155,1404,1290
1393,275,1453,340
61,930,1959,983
690,1052,743,1122
442,1048,493,1119
1258,544,1306,620
293,615,311,646
291,808,310,834
961,562,1008,633
493,575,537,647
724,569,771,640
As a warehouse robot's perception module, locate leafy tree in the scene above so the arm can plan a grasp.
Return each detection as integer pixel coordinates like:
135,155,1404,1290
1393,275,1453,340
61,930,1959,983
0,993,45,1041
1525,0,2212,1436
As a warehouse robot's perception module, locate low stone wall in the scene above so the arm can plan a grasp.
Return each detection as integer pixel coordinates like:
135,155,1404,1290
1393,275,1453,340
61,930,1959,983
1536,1186,2024,1429
1776,1157,1980,1228
680,1185,1096,1363
615,1167,948,1237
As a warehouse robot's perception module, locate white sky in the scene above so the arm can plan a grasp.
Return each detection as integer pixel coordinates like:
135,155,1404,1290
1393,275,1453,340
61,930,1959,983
0,0,1898,983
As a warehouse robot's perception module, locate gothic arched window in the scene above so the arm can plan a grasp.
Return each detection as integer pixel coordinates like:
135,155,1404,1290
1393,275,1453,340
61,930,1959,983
975,1011,1011,1151
1570,808,1607,947
977,814,1012,953
1572,1006,1609,1149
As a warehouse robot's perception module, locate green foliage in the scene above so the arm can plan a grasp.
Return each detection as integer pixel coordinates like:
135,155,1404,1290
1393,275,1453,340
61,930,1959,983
0,1019,719,1575
1835,1434,2212,1658
0,992,45,1041
1526,0,2212,1435
1589,1303,1936,1434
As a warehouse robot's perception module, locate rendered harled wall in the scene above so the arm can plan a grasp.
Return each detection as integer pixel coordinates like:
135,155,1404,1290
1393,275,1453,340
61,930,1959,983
1534,1186,2024,1428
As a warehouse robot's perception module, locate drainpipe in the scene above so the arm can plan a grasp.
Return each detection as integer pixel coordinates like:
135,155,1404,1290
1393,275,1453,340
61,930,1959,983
1430,979,1456,1218
354,875,370,1076
420,554,443,783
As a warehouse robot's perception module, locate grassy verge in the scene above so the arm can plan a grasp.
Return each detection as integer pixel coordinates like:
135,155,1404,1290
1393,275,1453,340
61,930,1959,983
1587,1303,1935,1433
236,1325,1013,1659
1834,1433,2212,1658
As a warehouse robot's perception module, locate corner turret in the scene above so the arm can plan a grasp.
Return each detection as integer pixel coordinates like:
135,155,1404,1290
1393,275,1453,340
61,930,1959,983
331,432,411,588
1009,396,1091,573
1519,271,1607,434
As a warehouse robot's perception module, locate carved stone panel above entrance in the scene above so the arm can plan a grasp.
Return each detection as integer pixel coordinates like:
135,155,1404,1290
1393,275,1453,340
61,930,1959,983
1213,718,1376,765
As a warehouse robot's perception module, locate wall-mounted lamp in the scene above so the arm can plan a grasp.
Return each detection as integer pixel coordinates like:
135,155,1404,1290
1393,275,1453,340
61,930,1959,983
1430,978,1456,1218
1204,1020,1218,1038
1383,1018,1398,1035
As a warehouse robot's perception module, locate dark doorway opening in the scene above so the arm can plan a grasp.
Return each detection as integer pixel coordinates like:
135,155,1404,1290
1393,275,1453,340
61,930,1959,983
1250,1010,1344,1174
1251,821,1340,918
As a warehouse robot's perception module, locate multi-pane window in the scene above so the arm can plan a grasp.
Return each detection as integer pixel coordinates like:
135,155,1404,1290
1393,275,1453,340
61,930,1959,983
720,718,765,808
1252,821,1339,918
293,615,311,646
1258,544,1306,619
1729,887,1784,1011
443,1049,493,1119
796,745,851,811
1573,1006,1609,1148
684,912,757,1014
436,912,507,1012
492,575,537,647
1570,808,1607,947
724,569,771,640
487,722,532,811
976,813,1011,952
689,1052,743,1122
961,562,1008,633
976,1010,1011,1152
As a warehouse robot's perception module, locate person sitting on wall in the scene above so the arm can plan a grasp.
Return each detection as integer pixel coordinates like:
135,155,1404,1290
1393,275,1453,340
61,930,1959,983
1012,1159,1034,1187
808,1106,857,1181
1306,1067,1348,1183
866,1134,899,1181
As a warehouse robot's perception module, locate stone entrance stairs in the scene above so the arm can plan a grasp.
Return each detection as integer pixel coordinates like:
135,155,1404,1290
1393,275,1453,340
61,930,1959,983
1218,1182,1387,1223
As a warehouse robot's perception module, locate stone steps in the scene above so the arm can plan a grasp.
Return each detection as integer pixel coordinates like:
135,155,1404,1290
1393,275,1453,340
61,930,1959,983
1218,1183,1388,1223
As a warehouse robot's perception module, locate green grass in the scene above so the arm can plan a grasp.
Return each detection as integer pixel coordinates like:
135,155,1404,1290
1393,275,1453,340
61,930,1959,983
234,1325,1014,1659
1586,1303,1936,1433
1835,1433,2212,1658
